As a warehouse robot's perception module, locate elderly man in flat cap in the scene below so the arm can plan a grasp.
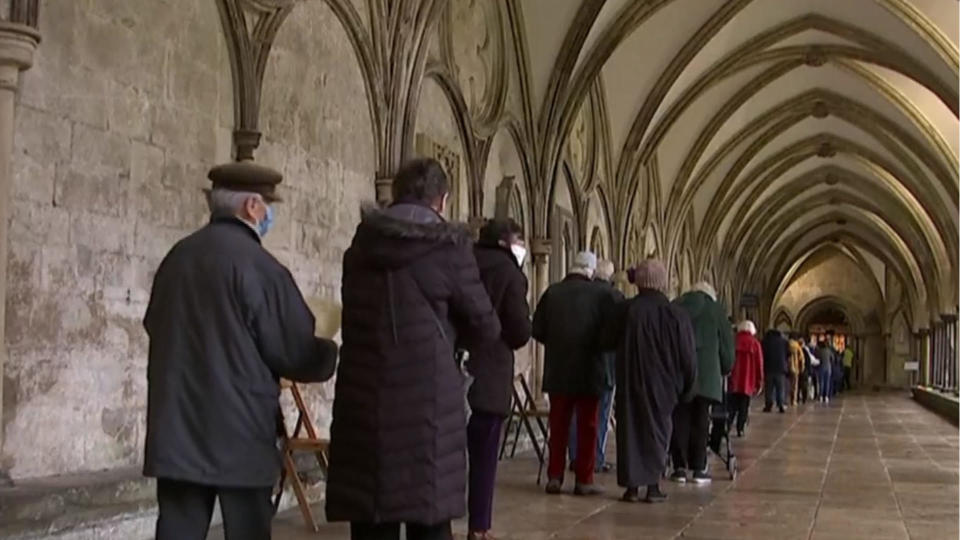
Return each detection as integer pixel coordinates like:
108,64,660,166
143,162,339,540
605,259,697,503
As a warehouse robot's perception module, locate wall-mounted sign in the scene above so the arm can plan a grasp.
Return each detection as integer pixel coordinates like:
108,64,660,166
904,361,919,371
740,293,759,308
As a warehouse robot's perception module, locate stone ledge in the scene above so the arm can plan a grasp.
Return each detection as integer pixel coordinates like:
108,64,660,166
0,468,324,539
912,386,960,425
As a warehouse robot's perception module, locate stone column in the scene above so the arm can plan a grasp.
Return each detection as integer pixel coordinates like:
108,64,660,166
944,314,958,392
529,238,551,397
917,329,930,387
0,21,39,485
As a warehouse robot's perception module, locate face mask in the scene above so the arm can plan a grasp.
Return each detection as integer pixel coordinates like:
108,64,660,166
510,244,527,267
257,204,274,237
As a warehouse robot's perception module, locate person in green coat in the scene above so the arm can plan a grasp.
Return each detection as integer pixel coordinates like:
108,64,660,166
669,281,734,484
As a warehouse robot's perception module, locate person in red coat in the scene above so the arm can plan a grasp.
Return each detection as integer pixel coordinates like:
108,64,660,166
728,320,764,437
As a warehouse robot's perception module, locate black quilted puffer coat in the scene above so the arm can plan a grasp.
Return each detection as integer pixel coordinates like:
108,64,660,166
326,203,500,525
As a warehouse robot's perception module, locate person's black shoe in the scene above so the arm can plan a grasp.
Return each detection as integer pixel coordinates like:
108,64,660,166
644,484,668,503
778,406,786,414
669,469,687,483
597,463,613,474
762,407,772,413
545,478,562,494
621,487,640,502
691,469,712,485
568,462,575,472
573,483,604,496
736,428,744,438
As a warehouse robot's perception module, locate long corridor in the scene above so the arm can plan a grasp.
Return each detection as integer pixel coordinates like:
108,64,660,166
212,394,958,540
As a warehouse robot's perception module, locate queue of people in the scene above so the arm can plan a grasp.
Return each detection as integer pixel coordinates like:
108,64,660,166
143,158,852,540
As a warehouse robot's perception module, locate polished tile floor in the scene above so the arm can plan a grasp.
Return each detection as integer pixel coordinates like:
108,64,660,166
210,393,958,539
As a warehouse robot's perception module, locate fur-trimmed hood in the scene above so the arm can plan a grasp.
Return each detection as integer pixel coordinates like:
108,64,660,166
351,202,473,268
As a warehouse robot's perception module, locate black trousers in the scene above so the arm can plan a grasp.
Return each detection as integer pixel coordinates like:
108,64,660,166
155,478,273,540
351,521,452,540
670,396,711,471
727,393,751,433
764,374,785,410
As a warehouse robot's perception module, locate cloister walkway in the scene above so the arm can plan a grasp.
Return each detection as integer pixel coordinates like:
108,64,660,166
212,393,958,540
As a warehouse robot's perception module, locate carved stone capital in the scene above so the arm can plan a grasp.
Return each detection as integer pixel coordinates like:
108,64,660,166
941,313,958,323
233,129,262,161
375,176,393,207
0,21,39,72
530,237,552,257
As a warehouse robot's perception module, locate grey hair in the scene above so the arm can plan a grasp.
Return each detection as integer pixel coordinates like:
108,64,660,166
207,188,262,215
596,260,615,281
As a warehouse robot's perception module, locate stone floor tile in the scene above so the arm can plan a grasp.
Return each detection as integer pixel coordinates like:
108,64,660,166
209,394,958,539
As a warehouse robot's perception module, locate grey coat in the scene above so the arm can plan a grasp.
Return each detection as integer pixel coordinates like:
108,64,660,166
143,216,338,488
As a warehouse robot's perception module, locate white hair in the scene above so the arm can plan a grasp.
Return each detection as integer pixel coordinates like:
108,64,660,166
207,188,262,215
596,260,615,281
692,281,717,301
737,320,757,335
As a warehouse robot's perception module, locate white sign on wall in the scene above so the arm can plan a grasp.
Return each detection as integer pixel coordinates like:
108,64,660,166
904,361,919,371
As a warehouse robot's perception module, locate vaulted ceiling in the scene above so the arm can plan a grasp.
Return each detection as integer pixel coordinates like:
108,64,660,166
513,0,958,328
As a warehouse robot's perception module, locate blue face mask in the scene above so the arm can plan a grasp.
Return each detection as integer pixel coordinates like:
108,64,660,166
257,204,274,237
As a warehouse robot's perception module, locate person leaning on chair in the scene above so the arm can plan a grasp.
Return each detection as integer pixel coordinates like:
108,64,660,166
143,162,340,540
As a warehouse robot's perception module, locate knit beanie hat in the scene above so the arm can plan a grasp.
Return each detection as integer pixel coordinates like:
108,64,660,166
632,259,668,292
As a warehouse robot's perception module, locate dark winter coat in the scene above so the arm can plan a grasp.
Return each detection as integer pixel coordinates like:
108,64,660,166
817,344,835,375
762,330,790,375
465,243,531,416
326,203,501,526
607,289,697,488
143,216,338,488
532,274,612,396
673,290,735,403
730,331,764,395
596,279,626,390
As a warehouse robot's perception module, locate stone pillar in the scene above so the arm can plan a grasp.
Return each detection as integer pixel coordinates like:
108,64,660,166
529,238,551,397
944,314,958,392
0,21,39,485
917,329,930,387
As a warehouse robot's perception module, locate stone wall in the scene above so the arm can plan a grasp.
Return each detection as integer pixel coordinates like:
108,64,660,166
2,0,375,480
777,252,884,328
775,250,889,385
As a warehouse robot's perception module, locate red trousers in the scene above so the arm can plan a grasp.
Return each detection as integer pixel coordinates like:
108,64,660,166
547,394,600,485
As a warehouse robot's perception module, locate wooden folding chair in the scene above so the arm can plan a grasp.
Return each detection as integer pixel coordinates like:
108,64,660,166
498,373,551,483
274,380,329,532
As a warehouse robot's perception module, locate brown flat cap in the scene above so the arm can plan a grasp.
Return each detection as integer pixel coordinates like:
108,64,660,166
207,161,283,202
